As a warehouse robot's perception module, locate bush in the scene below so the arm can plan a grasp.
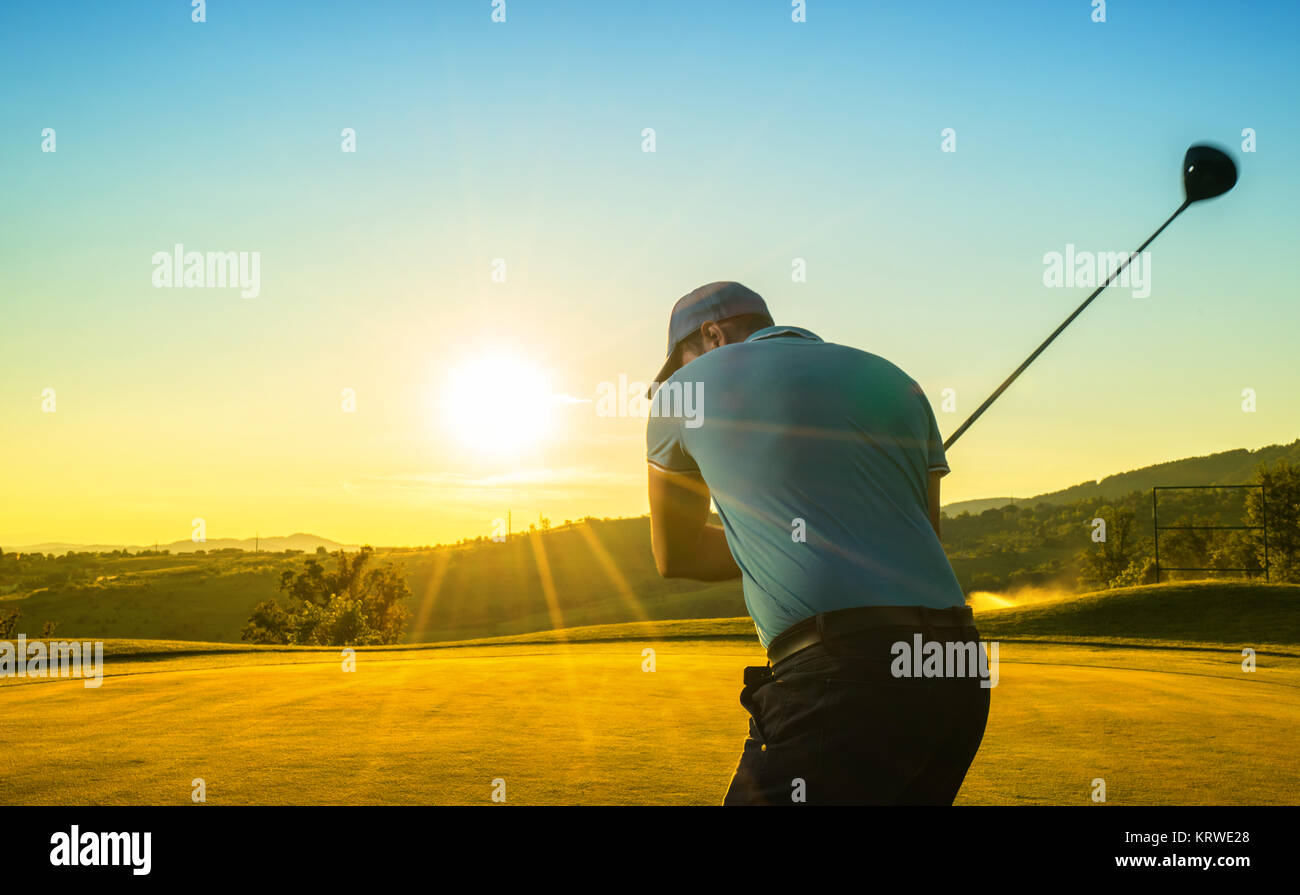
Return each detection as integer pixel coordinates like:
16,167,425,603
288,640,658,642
240,547,410,646
1111,556,1158,588
0,608,19,639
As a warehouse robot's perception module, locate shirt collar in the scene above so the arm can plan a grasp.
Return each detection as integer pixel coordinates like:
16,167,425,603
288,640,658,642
744,325,823,343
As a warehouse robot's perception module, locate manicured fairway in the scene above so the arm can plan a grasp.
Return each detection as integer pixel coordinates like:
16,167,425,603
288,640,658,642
4,638,1297,805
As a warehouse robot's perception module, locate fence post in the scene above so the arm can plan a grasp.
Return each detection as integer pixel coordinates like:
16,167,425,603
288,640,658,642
1151,488,1161,584
1261,485,1270,582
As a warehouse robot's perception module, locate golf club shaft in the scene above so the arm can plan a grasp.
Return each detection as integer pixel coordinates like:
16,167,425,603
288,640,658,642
942,198,1192,451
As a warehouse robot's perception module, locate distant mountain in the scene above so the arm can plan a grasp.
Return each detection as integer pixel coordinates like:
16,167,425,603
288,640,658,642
173,534,358,554
941,497,1021,516
944,439,1300,517
10,533,356,556
6,542,134,555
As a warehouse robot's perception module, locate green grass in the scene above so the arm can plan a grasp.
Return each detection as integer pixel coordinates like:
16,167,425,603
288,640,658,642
4,581,1299,805
2,638,1297,805
975,580,1300,650
411,580,1300,653
12,579,1295,659
12,525,1293,652
12,511,1290,651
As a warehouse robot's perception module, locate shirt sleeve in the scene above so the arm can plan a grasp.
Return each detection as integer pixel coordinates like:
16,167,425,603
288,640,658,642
646,393,699,474
919,387,950,476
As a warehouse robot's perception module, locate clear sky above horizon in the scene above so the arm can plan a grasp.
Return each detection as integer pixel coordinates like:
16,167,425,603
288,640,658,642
2,1,1297,547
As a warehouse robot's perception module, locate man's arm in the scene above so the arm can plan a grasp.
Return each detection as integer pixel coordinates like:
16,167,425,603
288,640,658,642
928,470,944,537
647,463,741,580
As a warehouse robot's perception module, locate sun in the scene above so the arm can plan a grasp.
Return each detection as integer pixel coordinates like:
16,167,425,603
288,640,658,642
441,353,555,452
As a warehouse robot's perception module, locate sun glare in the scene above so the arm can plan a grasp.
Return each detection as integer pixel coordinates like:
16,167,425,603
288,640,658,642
441,354,555,452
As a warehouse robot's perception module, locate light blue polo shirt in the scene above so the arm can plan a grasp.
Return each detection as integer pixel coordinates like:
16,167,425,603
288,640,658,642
647,325,964,647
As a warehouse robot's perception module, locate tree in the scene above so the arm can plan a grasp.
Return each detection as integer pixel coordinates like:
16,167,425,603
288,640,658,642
1077,506,1146,590
1160,513,1215,575
0,608,19,639
1249,460,1300,582
241,598,292,644
241,547,411,646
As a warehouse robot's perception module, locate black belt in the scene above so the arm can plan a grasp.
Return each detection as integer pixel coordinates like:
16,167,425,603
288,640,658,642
766,605,975,667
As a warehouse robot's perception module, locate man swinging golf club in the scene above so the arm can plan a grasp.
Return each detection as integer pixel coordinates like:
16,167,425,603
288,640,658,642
646,281,989,806
644,147,1238,805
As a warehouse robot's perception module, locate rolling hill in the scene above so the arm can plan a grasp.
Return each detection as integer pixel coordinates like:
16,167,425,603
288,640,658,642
943,438,1300,516
4,437,1296,645
2,520,745,643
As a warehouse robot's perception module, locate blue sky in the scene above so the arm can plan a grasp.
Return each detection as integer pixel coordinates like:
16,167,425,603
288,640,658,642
1,1,1297,544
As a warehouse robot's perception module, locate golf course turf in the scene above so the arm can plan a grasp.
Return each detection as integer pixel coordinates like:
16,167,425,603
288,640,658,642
5,581,1297,805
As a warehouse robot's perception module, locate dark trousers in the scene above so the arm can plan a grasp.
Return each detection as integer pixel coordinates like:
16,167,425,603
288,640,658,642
722,621,990,805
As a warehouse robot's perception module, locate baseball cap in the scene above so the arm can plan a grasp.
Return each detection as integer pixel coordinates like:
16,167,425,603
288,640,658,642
650,281,770,394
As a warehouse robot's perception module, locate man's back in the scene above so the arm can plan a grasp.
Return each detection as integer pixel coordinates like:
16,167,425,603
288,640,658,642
647,325,965,646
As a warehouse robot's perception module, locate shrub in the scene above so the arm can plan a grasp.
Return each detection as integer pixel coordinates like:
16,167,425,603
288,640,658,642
240,547,410,646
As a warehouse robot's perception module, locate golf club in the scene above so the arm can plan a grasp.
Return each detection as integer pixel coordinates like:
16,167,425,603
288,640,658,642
942,143,1238,451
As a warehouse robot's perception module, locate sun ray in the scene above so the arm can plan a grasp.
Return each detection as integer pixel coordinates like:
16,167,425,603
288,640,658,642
575,522,656,634
527,530,567,636
410,549,451,641
527,530,598,755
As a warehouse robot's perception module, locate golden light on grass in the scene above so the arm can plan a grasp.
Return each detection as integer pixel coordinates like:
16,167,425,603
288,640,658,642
967,585,1072,613
5,638,1298,804
967,591,1016,611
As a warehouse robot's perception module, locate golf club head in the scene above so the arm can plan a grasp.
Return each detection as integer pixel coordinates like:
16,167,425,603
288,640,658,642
1183,144,1237,203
